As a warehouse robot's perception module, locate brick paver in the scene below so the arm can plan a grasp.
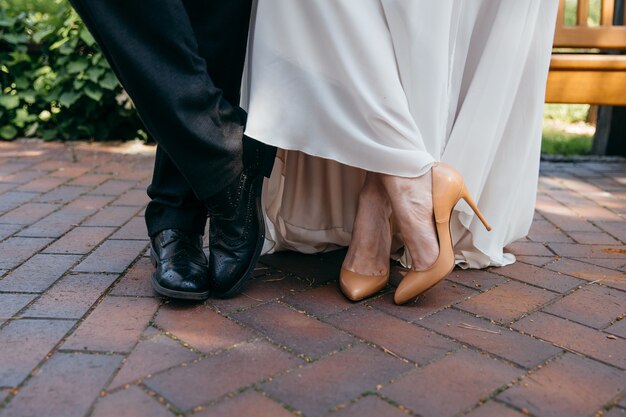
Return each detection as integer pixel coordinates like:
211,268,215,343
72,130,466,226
514,312,626,369
490,261,585,293
0,253,80,292
464,402,527,417
456,280,558,324
0,319,76,386
381,348,521,417
263,344,412,417
233,301,355,359
497,353,625,417
325,305,457,364
62,296,159,352
108,333,199,389
0,140,624,417
370,278,479,321
419,308,561,368
606,318,626,339
0,293,36,324
193,390,294,417
145,341,302,412
0,353,122,417
43,227,115,255
90,386,174,417
23,273,118,319
154,303,255,354
330,395,408,417
542,284,626,328
108,257,155,297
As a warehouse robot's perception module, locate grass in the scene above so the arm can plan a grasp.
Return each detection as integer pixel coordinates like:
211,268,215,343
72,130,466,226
542,125,593,155
543,104,590,124
542,104,595,156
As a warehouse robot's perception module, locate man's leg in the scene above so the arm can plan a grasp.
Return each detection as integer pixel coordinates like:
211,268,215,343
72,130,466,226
144,0,253,238
69,0,252,299
144,148,208,237
178,0,277,298
69,0,245,201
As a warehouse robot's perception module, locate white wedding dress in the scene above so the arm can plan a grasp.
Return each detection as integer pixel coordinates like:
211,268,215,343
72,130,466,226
242,0,558,268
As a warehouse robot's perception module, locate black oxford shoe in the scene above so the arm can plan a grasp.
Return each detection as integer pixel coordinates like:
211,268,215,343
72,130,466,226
206,137,276,298
150,229,210,300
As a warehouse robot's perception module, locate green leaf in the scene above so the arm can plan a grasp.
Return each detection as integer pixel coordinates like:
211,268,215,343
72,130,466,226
21,90,36,104
49,37,69,50
79,28,96,46
14,108,35,127
59,39,77,55
40,128,58,141
84,84,103,101
98,71,119,90
8,51,30,64
2,33,28,45
66,59,89,74
59,90,80,107
32,28,53,44
34,65,52,77
24,122,39,137
73,78,85,90
0,94,19,109
85,66,105,83
0,125,18,140
14,76,29,89
0,17,18,28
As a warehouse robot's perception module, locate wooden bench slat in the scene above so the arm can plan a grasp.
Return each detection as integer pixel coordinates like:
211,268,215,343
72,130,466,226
551,54,626,70
557,0,566,30
601,0,616,25
546,70,626,105
554,26,626,50
578,0,590,26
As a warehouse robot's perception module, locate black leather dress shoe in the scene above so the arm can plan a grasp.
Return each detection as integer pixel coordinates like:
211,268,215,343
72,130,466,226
206,137,276,298
150,229,210,300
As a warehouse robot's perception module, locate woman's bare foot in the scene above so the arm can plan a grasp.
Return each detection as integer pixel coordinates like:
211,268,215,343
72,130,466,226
342,172,392,276
381,169,439,271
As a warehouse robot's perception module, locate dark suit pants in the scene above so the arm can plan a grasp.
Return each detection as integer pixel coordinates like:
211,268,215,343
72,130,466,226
69,0,253,236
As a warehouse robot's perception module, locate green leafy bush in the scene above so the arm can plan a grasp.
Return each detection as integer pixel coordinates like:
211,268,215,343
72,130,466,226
0,0,143,141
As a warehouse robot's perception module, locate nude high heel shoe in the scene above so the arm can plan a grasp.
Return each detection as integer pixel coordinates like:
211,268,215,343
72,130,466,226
340,220,392,301
339,268,389,301
393,163,491,305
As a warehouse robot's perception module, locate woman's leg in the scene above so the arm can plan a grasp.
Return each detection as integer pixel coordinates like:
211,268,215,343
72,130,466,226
341,172,392,277
340,166,441,305
343,170,439,277
380,173,439,271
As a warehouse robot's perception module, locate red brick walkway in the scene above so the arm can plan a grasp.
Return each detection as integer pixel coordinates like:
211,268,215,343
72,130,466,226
0,139,624,417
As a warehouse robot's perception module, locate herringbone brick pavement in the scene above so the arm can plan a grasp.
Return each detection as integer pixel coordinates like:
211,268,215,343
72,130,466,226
0,139,624,417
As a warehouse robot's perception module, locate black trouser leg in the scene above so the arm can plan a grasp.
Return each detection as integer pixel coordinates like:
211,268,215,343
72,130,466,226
144,0,254,236
69,0,252,236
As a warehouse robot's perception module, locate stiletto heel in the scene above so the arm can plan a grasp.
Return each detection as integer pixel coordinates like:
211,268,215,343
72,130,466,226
393,163,490,305
461,186,491,231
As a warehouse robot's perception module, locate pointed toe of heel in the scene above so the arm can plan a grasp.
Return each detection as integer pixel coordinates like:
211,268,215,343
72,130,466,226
393,286,412,305
339,268,389,301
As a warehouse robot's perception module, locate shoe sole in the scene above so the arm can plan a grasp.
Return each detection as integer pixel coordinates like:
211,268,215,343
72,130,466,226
213,174,267,299
149,249,210,301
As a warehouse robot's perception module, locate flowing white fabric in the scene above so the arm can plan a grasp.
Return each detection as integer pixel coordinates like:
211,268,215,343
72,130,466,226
242,0,558,268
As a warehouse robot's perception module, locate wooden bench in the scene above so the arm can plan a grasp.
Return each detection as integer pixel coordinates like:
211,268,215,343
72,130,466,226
546,0,626,106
